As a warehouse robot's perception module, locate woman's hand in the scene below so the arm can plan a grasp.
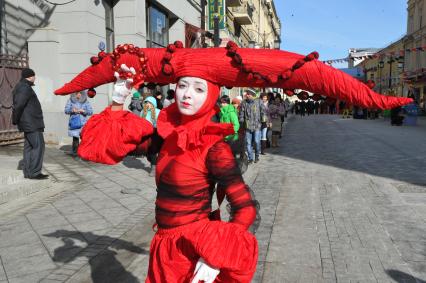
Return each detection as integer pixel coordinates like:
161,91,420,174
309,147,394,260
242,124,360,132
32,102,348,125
112,64,136,104
191,258,220,283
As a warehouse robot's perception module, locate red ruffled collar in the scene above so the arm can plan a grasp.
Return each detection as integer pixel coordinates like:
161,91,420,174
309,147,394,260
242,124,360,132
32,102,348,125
157,103,234,151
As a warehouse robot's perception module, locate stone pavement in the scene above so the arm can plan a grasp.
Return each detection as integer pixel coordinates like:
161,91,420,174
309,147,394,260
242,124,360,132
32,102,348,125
0,114,426,282
0,143,259,283
254,114,426,283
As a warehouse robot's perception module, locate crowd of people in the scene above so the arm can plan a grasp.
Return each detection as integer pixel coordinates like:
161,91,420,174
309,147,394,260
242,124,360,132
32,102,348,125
126,87,289,169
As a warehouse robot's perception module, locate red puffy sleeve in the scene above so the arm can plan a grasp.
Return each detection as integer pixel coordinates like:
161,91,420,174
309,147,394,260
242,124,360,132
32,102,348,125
206,141,257,230
78,107,154,164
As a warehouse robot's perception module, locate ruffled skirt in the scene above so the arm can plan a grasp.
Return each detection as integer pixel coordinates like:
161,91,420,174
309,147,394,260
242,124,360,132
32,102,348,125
146,218,258,283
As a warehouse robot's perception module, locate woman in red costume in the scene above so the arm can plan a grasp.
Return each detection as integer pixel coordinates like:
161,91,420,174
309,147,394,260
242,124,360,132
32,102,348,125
55,41,411,282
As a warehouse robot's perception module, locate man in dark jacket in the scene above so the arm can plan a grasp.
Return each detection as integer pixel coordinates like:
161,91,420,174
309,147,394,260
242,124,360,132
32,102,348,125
12,68,48,179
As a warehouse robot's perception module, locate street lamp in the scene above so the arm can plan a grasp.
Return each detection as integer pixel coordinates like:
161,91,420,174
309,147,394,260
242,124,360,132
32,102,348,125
388,58,394,89
378,60,384,93
273,39,281,49
247,29,280,49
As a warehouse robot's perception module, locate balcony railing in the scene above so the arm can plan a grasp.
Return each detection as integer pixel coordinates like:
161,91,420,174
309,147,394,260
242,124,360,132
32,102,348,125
231,3,253,25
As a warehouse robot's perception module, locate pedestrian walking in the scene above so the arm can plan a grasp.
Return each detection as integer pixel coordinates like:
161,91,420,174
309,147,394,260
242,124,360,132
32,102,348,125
219,95,240,142
140,96,161,176
260,93,271,155
299,100,306,116
269,98,285,147
64,90,93,155
12,68,48,179
128,91,142,115
239,89,263,164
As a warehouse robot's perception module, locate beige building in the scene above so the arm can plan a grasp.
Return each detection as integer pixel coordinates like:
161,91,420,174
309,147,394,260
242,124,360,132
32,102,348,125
362,38,405,97
0,0,202,144
404,0,426,102
205,0,281,96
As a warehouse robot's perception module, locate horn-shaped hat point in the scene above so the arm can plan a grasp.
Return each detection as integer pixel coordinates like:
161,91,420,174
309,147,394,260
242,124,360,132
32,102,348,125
55,41,412,109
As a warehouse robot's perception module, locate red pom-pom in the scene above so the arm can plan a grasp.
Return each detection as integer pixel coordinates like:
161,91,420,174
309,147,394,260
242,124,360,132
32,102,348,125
87,88,96,98
162,63,174,75
305,51,319,61
163,52,173,62
366,80,376,89
174,41,184,48
292,59,305,70
98,51,107,58
232,53,242,64
90,56,100,65
266,75,278,84
167,44,176,53
253,73,262,80
284,89,295,96
128,44,134,49
242,65,252,73
226,41,238,50
281,70,293,80
297,91,309,100
123,44,129,51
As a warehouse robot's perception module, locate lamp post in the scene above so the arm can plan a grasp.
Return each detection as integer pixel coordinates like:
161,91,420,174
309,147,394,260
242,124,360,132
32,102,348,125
247,29,280,49
378,60,384,93
388,58,394,89
397,57,405,96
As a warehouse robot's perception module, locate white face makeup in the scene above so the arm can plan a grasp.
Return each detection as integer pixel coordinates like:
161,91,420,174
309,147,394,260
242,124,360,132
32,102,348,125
175,77,208,116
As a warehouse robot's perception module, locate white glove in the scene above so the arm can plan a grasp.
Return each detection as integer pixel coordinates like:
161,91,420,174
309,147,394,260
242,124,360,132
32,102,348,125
191,258,220,283
111,64,136,104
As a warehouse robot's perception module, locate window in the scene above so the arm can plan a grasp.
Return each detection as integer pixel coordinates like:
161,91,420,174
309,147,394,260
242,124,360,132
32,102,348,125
408,14,414,34
147,6,168,48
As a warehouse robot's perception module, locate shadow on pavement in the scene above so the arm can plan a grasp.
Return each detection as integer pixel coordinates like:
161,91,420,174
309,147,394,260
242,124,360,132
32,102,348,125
122,156,150,172
275,115,426,186
44,229,148,283
386,269,426,283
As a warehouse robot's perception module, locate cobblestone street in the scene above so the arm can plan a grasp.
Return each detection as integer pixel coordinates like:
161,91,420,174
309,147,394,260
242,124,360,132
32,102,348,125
255,115,426,283
0,115,426,282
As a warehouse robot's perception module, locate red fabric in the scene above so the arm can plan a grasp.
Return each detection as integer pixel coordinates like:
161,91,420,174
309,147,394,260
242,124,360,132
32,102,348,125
155,140,256,229
77,107,154,164
54,46,412,110
146,218,258,283
151,80,255,229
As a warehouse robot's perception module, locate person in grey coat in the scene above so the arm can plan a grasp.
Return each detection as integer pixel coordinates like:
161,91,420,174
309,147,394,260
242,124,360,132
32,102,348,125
12,68,48,179
64,90,93,155
239,90,264,164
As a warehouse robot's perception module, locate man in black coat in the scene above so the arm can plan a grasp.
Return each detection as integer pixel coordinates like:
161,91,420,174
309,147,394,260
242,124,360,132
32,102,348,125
12,68,48,179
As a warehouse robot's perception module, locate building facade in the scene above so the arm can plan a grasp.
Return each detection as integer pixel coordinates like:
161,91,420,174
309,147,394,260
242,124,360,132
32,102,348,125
404,0,426,102
0,0,202,144
361,38,405,97
205,0,281,97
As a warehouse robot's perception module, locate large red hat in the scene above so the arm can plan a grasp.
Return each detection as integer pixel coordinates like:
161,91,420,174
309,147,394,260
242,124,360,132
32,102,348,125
55,41,412,109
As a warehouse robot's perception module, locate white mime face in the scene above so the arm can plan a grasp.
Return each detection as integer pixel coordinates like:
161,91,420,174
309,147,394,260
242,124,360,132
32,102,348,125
175,77,208,116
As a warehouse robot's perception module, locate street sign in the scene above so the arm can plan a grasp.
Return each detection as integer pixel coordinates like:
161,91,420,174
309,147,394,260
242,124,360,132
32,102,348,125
208,0,225,30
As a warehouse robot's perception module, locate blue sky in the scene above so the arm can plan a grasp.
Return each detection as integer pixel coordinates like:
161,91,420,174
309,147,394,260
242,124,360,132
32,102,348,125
275,0,407,68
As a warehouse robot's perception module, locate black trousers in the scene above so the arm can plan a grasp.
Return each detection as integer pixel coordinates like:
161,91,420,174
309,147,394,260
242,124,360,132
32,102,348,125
23,131,45,178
